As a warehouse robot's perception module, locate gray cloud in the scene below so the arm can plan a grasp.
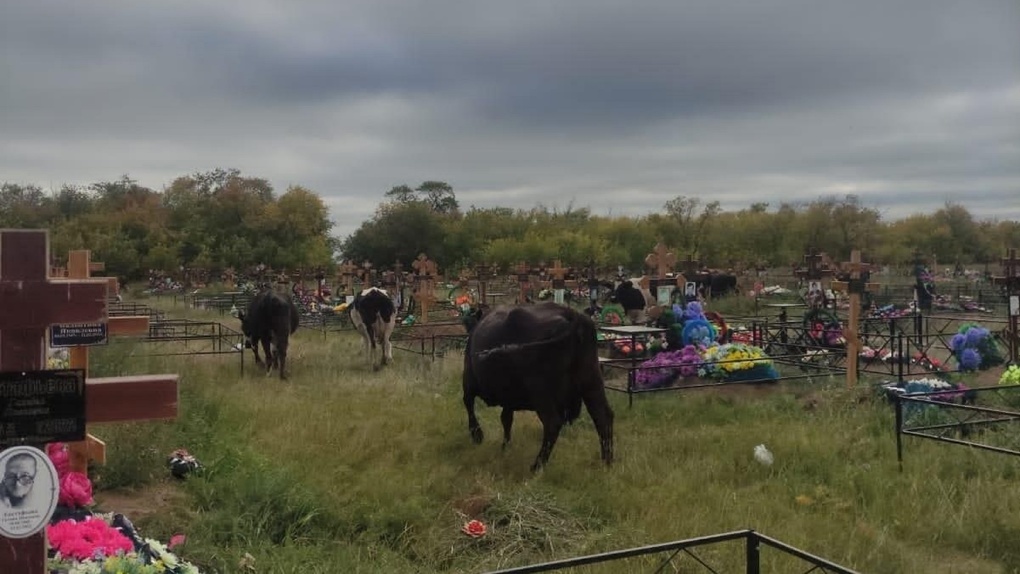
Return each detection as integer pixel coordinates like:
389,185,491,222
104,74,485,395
2,0,1018,239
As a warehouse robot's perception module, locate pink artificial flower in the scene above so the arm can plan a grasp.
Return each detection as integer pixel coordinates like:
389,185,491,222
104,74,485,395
47,517,133,561
168,534,187,549
47,442,71,477
59,471,94,508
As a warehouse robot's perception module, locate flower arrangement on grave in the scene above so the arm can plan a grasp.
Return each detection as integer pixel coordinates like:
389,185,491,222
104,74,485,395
1000,364,1020,386
700,343,779,382
609,337,646,359
880,377,974,424
45,443,202,574
949,323,1005,371
537,288,554,300
802,308,845,348
633,344,702,389
598,303,626,326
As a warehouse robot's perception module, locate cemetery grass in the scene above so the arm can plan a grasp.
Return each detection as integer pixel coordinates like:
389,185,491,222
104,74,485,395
85,307,1020,573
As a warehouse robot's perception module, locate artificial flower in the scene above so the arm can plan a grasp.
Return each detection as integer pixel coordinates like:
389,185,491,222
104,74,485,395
59,471,95,508
462,519,487,538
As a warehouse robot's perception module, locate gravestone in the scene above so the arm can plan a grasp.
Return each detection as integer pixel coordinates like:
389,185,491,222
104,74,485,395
795,248,834,309
0,230,179,574
679,253,701,302
644,242,679,306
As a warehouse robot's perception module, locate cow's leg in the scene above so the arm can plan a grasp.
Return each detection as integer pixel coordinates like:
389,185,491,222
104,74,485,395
250,344,264,369
275,337,289,381
500,408,514,449
260,337,274,375
532,406,565,472
582,382,615,466
463,364,483,444
381,320,395,366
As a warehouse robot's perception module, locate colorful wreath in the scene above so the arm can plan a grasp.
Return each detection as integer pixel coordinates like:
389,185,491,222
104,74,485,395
599,303,626,326
802,308,844,348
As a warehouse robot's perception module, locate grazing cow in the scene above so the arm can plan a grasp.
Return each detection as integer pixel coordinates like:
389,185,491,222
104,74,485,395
462,302,614,471
238,289,300,380
697,273,739,299
350,287,397,370
613,280,649,324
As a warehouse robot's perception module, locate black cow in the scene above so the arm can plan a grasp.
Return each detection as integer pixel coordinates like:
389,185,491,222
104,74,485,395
613,280,649,324
698,273,739,299
350,287,397,370
238,289,300,380
462,302,614,471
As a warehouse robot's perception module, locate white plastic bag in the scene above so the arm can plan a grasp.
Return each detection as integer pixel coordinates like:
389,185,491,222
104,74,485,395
753,444,774,466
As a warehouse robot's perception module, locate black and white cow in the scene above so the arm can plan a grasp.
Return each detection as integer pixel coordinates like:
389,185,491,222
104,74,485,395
238,289,300,380
350,287,397,370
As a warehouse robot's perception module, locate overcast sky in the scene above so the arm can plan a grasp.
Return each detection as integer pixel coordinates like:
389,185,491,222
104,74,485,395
2,0,1018,239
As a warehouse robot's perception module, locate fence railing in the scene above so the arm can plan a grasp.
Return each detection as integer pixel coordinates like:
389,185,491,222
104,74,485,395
485,529,859,574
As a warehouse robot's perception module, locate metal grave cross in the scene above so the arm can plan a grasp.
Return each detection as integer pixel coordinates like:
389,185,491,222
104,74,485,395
991,248,1020,362
831,250,880,388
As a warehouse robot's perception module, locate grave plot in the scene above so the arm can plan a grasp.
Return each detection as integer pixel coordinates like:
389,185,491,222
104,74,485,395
487,529,858,574
888,383,1020,467
390,320,468,359
858,313,1009,381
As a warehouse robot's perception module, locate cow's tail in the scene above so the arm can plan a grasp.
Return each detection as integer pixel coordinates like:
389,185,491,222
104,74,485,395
365,312,377,350
473,325,574,360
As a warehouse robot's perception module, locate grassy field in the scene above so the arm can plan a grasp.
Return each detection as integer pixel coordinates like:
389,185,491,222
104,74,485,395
83,299,1020,574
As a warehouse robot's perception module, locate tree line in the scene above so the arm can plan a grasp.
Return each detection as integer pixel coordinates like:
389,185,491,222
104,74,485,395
2,170,1018,281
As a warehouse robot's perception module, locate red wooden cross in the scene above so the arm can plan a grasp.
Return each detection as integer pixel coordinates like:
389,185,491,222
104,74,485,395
0,230,105,573
0,230,179,574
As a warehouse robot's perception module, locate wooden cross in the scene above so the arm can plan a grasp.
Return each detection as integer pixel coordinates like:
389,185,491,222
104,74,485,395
412,254,438,322
473,263,493,304
992,248,1020,362
221,267,237,289
359,261,375,286
680,253,701,279
337,260,358,295
0,230,179,574
644,242,676,279
64,250,153,473
515,261,532,304
831,250,879,388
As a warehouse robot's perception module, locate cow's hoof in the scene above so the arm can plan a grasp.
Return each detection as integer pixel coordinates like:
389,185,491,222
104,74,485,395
529,461,545,473
470,428,483,444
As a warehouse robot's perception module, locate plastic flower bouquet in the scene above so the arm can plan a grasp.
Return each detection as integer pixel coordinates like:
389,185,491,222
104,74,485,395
950,323,1005,371
700,343,779,382
634,345,702,389
1001,364,1020,386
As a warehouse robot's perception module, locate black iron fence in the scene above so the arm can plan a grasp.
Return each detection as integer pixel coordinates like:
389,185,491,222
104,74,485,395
486,529,858,574
893,384,1020,468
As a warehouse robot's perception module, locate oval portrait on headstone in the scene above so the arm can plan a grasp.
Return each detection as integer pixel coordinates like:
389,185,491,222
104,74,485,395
0,445,59,539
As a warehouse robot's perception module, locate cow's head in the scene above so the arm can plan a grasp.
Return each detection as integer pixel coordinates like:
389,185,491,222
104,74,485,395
460,304,490,334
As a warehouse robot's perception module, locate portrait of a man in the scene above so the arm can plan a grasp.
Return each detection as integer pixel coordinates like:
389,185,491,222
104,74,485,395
1,452,37,509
